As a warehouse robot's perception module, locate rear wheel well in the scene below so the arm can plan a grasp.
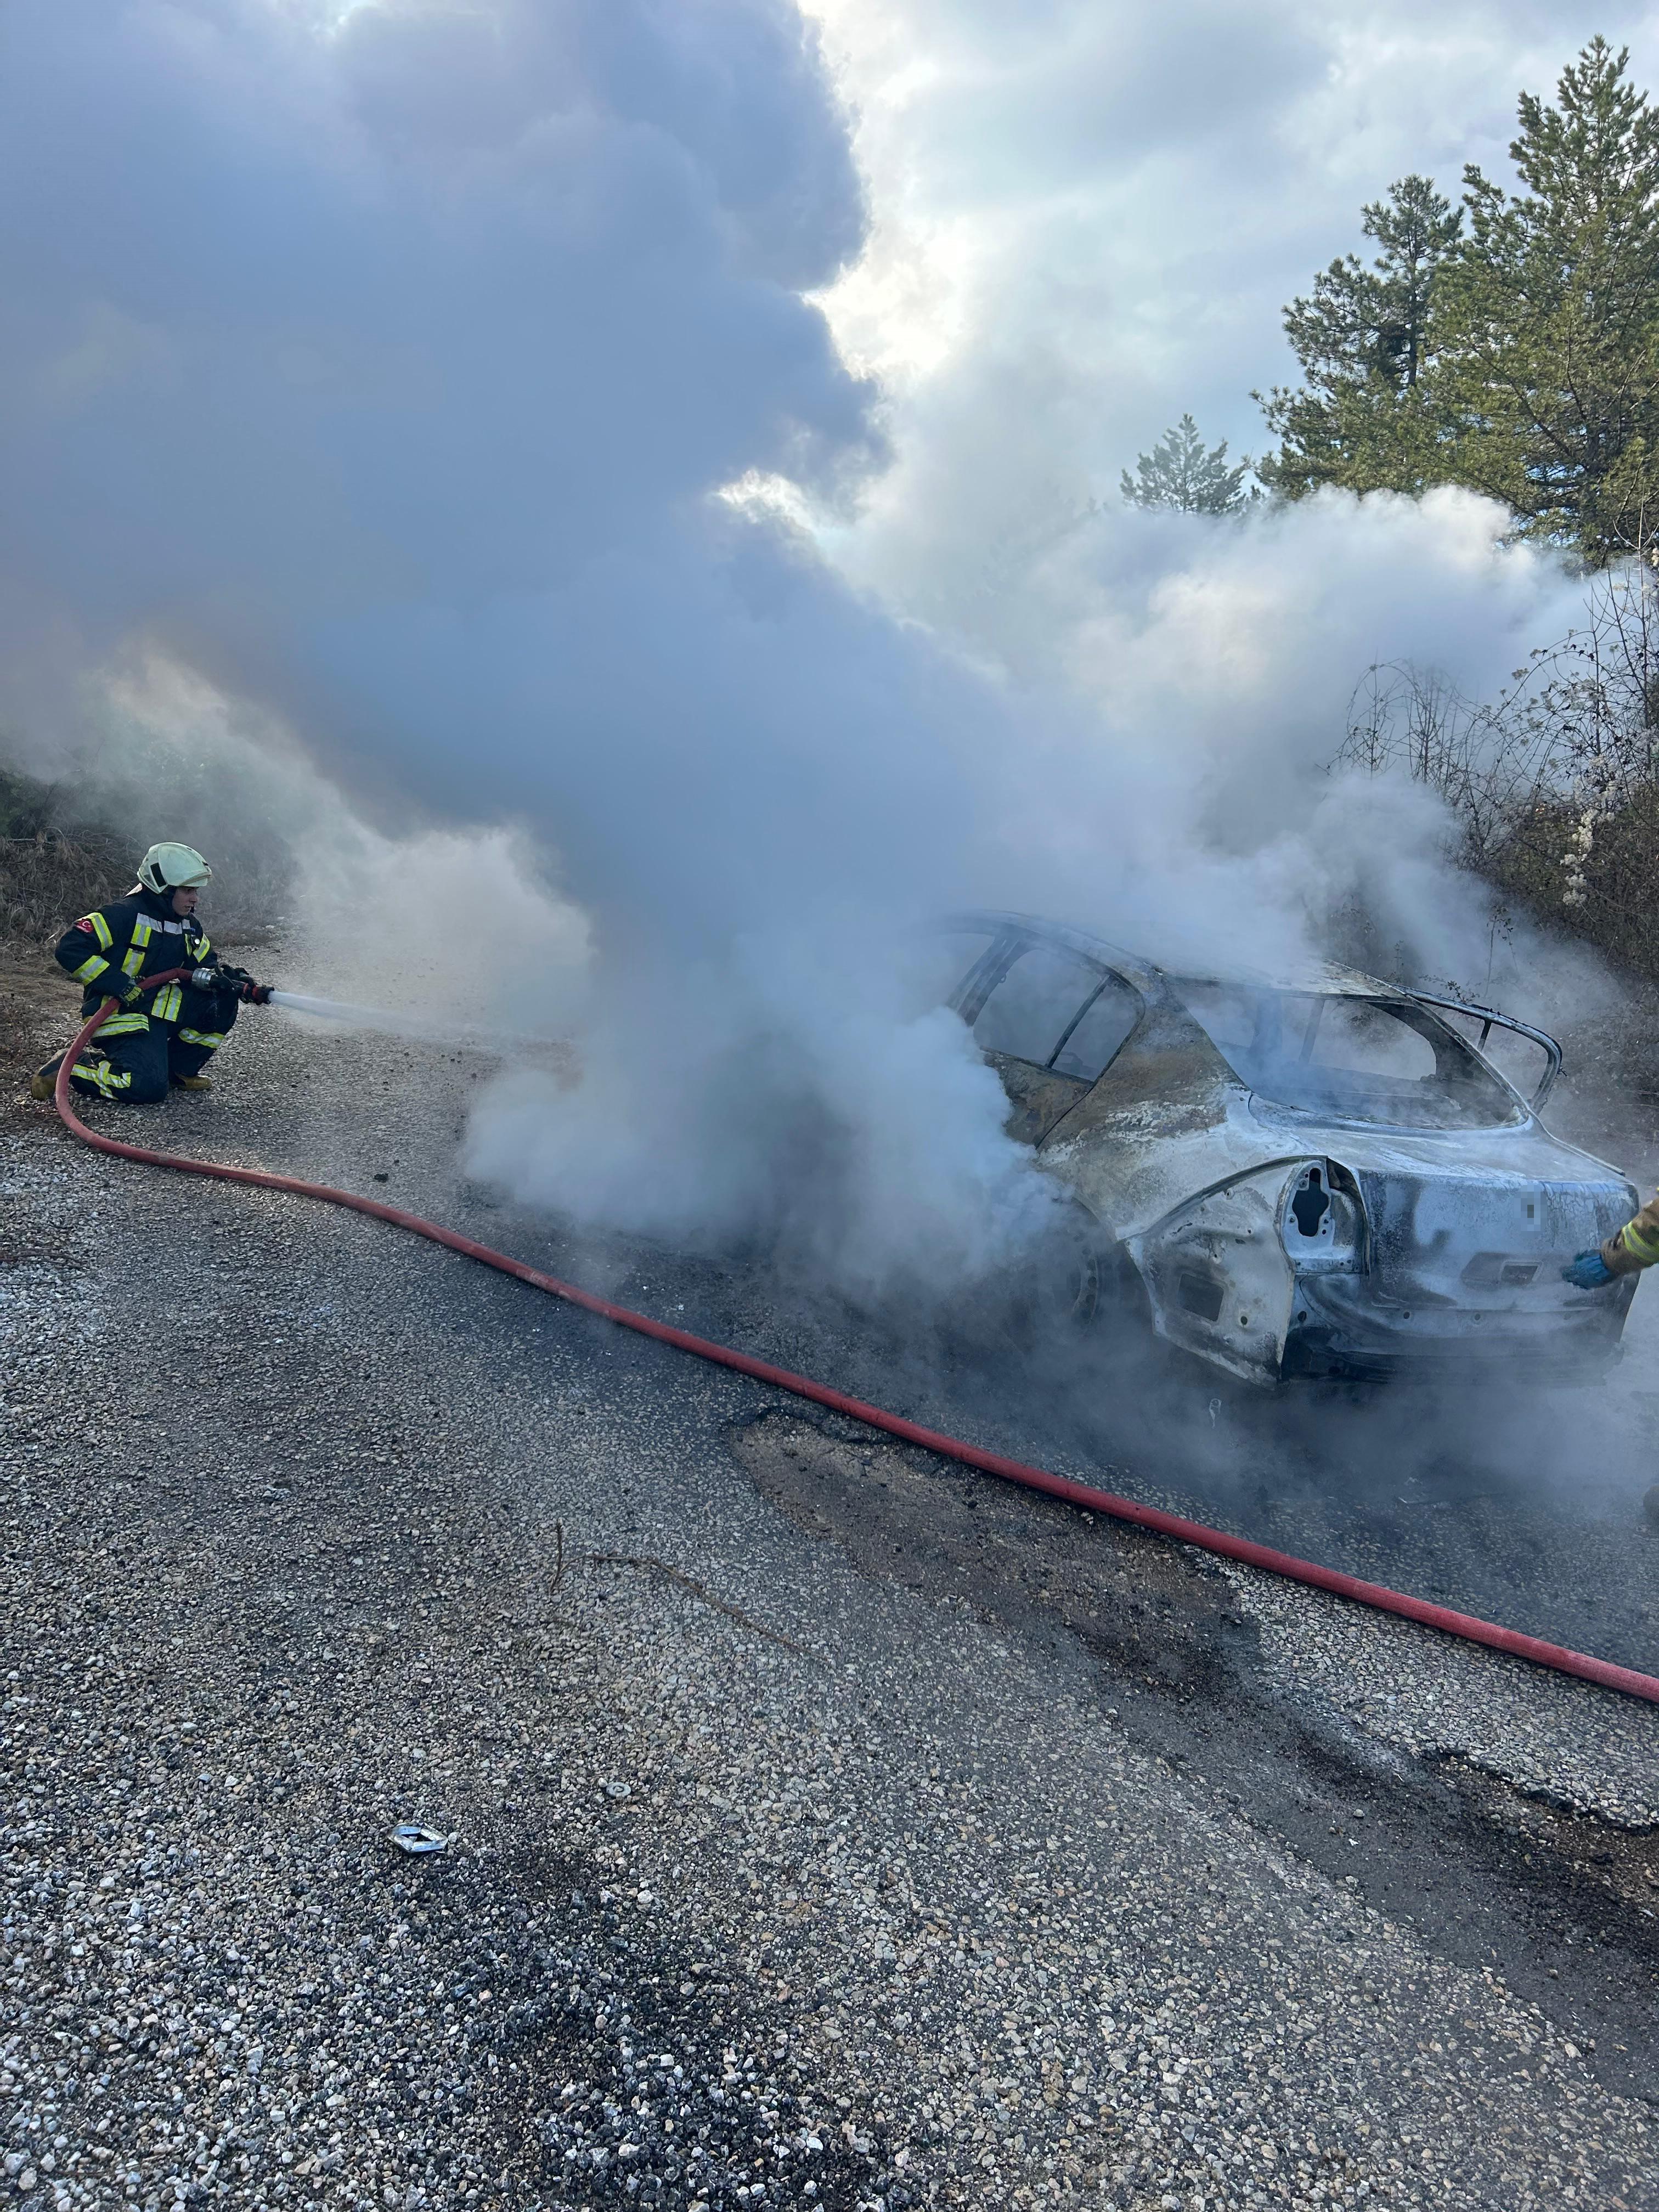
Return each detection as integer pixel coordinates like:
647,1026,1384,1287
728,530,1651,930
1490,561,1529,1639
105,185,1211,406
1030,1203,1150,1333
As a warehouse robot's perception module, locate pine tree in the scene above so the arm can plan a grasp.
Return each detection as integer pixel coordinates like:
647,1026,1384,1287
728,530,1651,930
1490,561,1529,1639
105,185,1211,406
1259,42,1659,560
1436,37,1659,560
1256,176,1461,498
1119,415,1257,514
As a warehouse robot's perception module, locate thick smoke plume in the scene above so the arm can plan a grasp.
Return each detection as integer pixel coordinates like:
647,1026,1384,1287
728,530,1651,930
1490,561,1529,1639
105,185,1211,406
0,1,1615,1297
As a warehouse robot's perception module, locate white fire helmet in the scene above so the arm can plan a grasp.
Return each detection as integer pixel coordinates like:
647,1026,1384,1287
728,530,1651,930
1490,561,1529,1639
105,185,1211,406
137,842,213,895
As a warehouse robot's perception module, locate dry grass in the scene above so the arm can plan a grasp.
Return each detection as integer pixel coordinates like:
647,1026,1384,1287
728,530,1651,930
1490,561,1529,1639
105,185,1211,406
1,764,138,1092
0,830,131,951
0,761,130,952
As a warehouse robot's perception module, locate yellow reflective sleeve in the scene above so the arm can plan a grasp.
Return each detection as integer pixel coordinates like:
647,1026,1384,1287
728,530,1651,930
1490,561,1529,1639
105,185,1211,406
84,911,114,949
1615,1190,1659,1269
72,953,110,984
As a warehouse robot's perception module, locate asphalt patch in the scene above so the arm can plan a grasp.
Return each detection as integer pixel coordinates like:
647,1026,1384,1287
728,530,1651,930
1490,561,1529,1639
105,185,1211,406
731,1407,1659,2108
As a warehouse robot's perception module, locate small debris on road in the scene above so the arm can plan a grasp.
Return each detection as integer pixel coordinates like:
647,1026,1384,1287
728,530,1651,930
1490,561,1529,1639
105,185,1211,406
390,1822,449,1855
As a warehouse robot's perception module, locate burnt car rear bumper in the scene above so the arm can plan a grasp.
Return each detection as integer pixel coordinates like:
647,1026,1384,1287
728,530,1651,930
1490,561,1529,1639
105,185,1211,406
1279,1271,1636,1384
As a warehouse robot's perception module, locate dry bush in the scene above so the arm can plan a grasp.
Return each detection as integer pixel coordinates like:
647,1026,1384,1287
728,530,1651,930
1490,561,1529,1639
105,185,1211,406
1338,561,1659,985
1484,788,1659,982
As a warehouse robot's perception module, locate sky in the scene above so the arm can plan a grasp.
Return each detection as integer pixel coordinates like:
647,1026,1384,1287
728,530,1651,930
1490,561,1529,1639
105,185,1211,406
803,0,1659,619
0,0,1644,1282
4,1,1645,879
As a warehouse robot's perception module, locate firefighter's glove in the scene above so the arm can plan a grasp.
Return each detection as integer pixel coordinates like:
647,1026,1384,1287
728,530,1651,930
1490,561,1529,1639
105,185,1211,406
112,974,147,1009
209,962,273,1006
1562,1250,1615,1289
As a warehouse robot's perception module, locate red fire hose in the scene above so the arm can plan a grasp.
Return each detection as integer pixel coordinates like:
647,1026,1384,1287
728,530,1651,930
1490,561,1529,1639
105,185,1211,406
54,974,1659,1705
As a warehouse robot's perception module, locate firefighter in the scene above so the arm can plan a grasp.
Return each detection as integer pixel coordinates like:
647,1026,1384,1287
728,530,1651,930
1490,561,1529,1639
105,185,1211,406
30,842,272,1105
1562,1195,1659,1289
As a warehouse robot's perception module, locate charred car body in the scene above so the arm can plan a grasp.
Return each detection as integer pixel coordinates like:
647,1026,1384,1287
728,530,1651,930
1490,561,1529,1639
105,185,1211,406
936,913,1639,1387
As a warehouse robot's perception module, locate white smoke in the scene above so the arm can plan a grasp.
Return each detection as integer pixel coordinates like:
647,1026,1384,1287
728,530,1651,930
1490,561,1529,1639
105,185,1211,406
465,919,1075,1295
0,1,1621,1295
70,650,591,1034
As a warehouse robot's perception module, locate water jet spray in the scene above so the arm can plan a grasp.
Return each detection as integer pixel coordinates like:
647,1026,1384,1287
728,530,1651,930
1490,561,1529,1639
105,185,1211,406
267,989,552,1055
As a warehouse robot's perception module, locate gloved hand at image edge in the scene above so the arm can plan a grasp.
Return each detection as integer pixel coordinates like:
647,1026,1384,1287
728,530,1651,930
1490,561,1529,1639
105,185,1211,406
1562,1250,1615,1289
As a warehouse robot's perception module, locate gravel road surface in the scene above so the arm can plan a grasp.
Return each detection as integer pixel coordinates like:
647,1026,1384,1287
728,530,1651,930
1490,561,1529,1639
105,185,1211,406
2,973,1656,2211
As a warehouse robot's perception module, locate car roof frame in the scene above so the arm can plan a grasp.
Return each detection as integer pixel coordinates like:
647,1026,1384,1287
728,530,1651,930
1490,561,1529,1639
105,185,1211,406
935,909,1563,1118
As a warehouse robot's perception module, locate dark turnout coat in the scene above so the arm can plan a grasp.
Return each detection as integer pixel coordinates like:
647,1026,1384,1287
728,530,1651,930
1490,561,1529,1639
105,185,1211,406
52,887,238,1102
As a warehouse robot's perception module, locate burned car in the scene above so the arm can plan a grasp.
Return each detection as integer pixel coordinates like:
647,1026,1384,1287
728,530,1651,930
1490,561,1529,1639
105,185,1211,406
935,913,1640,1387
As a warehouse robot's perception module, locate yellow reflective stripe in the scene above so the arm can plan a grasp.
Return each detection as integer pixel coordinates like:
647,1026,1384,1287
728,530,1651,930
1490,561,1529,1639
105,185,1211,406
85,912,113,949
72,953,109,983
193,935,211,960
1618,1221,1659,1265
176,1027,225,1049
73,1056,129,1098
150,983,183,1023
97,1013,149,1037
119,913,154,980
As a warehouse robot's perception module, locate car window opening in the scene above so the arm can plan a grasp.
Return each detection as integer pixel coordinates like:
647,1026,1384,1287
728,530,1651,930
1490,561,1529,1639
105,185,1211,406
1290,1166,1331,1237
1177,983,1523,1131
969,941,1141,1082
1052,976,1141,1081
